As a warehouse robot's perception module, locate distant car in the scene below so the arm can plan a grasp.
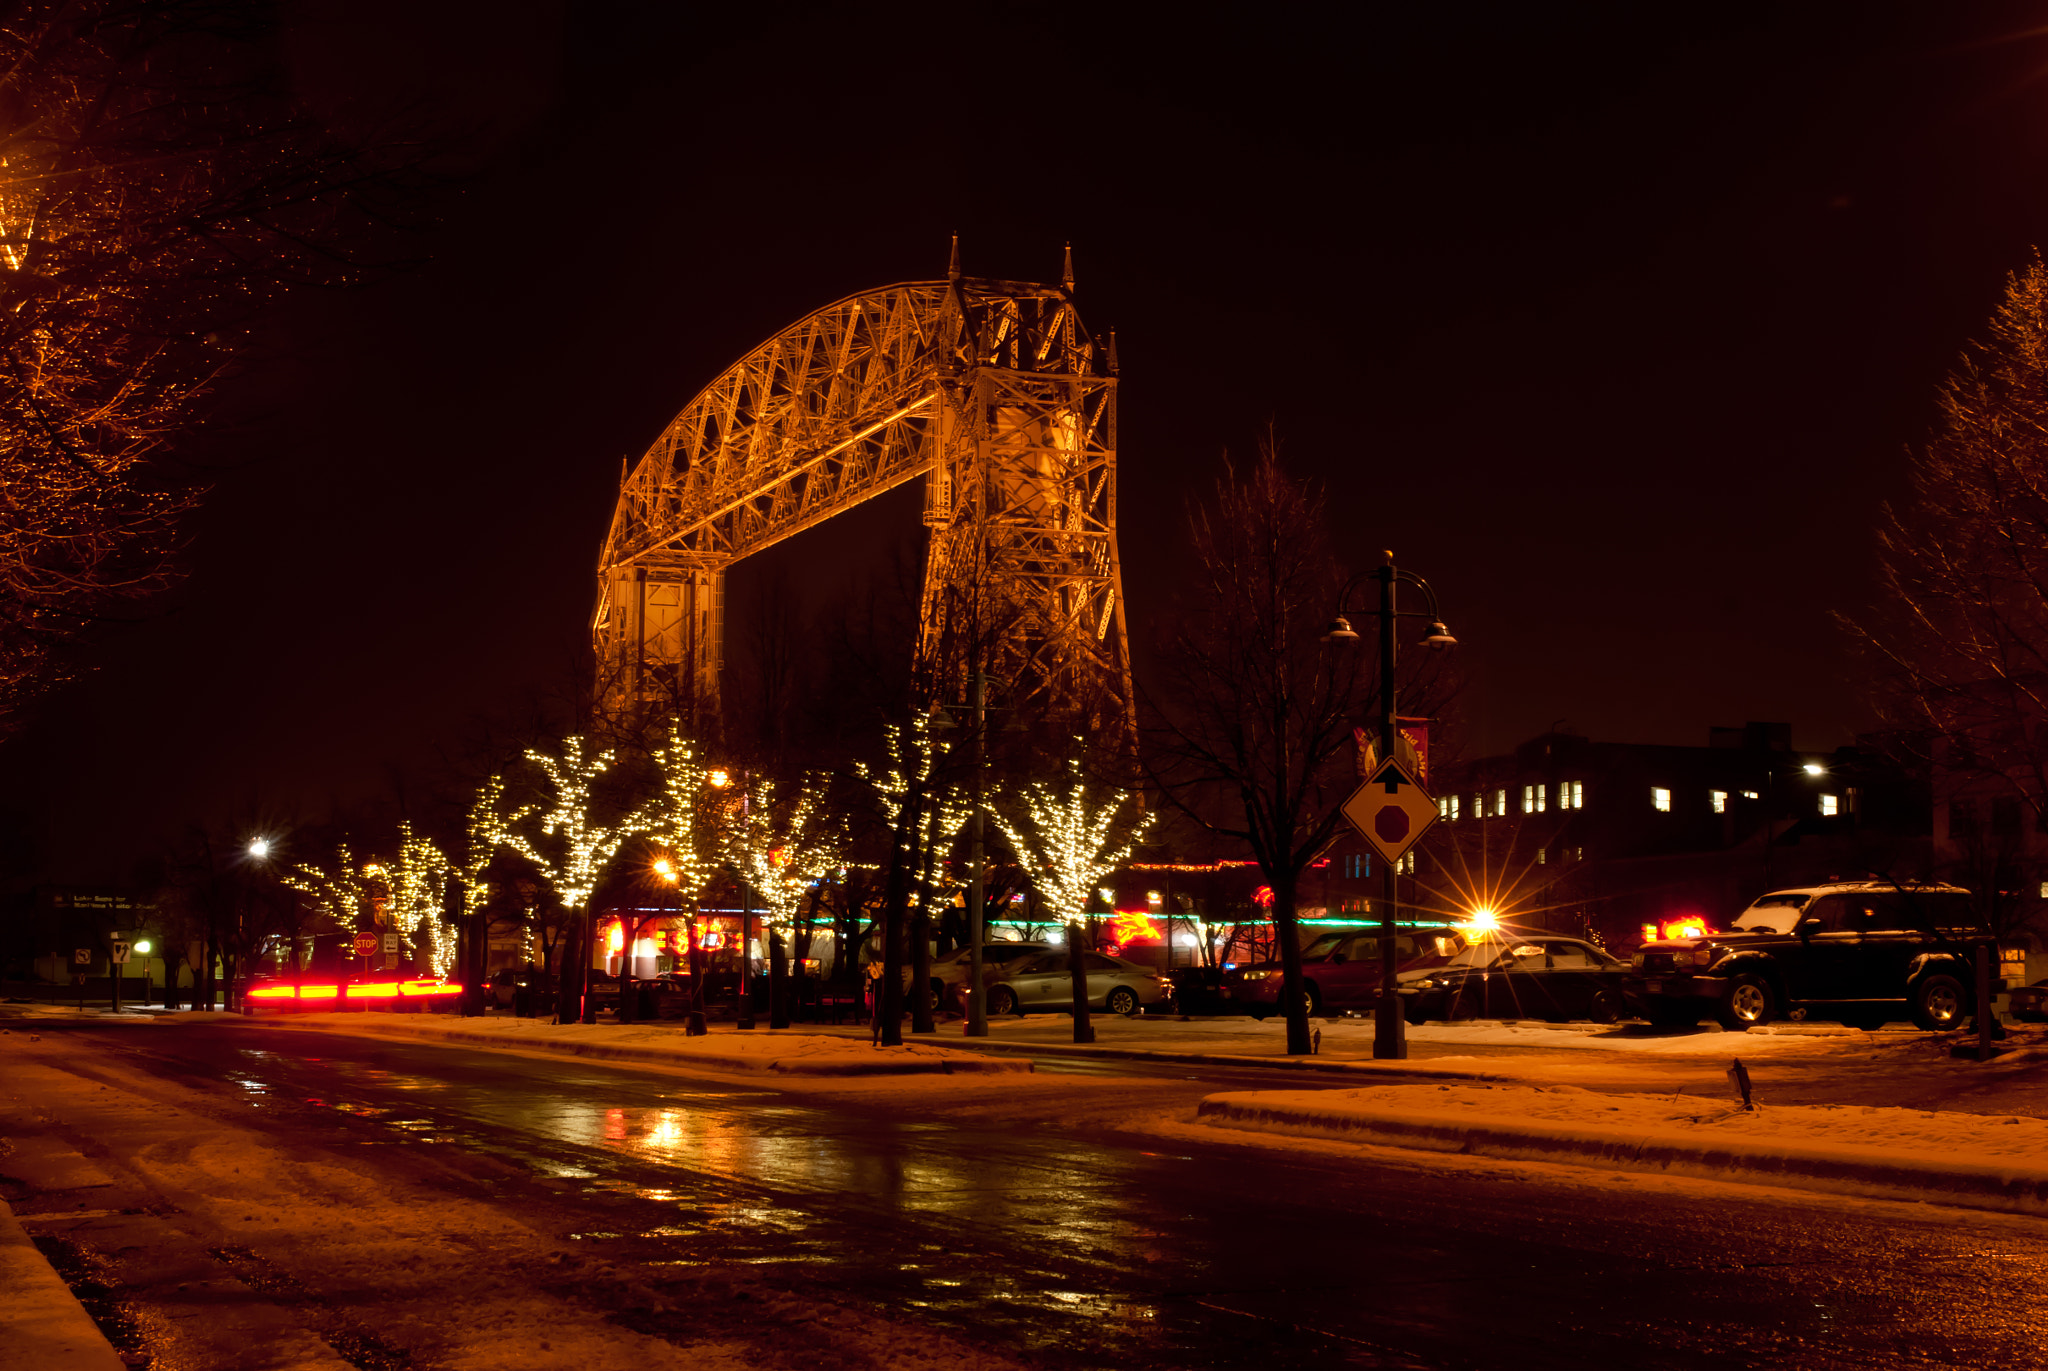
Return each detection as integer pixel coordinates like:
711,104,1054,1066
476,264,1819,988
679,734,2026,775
1402,936,1631,1025
2010,979,2048,1023
1222,926,1466,1019
1627,882,1990,1031
984,949,1173,1017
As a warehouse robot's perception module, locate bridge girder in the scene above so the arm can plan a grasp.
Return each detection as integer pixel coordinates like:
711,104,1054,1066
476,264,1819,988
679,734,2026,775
595,271,1133,739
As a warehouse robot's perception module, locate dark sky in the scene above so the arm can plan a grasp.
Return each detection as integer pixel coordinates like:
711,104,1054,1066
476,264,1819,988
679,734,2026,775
11,0,2048,883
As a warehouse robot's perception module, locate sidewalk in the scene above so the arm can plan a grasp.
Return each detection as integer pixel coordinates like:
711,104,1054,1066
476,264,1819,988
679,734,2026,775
0,1198,125,1371
1192,1081,2048,1217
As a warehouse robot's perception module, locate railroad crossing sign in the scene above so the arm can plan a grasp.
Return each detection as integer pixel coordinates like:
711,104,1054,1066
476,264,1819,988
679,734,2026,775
1341,758,1438,864
353,931,380,959
109,941,130,965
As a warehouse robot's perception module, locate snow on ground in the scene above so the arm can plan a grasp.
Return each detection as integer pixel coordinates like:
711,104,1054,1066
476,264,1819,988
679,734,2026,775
800,1008,1892,1060
1191,1079,2048,1214
1204,1081,2048,1164
261,1013,1031,1076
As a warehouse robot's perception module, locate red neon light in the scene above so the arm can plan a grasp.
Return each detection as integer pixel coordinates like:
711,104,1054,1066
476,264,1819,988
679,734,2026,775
1108,910,1164,945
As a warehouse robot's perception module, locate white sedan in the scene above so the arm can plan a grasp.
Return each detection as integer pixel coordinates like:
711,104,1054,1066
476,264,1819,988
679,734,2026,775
984,949,1173,1017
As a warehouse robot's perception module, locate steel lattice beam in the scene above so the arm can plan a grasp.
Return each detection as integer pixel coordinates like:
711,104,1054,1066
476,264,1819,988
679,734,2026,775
595,267,1133,739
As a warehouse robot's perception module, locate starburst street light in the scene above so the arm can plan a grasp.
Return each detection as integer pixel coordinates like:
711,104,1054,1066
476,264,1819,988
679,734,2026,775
248,838,270,860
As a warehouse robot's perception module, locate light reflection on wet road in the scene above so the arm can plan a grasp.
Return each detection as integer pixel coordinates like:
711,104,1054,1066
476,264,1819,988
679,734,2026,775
93,1026,2048,1368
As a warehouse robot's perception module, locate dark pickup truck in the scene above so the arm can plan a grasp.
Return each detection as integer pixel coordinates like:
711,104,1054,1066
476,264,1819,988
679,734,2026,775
1627,882,1994,1031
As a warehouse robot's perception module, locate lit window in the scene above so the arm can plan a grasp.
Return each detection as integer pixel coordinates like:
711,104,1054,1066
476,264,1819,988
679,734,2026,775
1559,781,1583,810
1573,847,1585,862
1398,851,1415,874
1438,797,1450,820
1741,790,1759,801
1711,790,1727,814
1537,847,1547,865
1652,787,1672,812
1450,794,1460,821
1523,784,1547,814
1820,794,1839,817
1536,784,1547,813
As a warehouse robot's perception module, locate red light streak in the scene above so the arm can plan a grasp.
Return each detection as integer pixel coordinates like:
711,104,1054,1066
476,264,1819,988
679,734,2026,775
244,978,460,1002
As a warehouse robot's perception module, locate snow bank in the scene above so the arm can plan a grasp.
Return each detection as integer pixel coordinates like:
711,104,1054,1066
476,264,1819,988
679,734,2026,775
1196,1082,2048,1214
265,1014,1031,1077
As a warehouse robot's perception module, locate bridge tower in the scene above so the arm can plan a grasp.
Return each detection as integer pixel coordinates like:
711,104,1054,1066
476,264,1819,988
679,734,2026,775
594,248,1133,739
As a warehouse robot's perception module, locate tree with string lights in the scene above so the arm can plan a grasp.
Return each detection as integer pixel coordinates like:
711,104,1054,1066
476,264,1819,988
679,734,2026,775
367,823,452,976
994,755,1152,1041
449,777,531,989
629,727,728,1027
854,715,956,1044
724,774,844,1027
281,845,368,960
504,737,637,1024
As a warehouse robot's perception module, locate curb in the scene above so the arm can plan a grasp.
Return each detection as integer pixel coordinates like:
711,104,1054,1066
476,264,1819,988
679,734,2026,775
0,1198,127,1371
930,1035,1509,1081
1193,1096,2048,1216
262,1019,1033,1077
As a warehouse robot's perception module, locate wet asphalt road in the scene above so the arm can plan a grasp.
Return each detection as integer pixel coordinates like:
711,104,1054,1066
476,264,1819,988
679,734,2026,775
14,1020,2048,1369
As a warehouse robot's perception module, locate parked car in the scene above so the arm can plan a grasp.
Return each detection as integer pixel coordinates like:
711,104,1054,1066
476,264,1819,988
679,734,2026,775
1221,926,1466,1018
1401,936,1631,1025
1626,882,1990,1031
985,949,1173,1016
935,941,1054,1009
2010,979,2048,1023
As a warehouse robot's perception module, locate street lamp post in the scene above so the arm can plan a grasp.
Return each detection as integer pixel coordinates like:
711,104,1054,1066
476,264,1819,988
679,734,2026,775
1325,552,1457,1061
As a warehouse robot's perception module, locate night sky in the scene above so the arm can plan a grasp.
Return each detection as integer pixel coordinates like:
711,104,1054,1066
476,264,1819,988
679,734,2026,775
10,1,2048,884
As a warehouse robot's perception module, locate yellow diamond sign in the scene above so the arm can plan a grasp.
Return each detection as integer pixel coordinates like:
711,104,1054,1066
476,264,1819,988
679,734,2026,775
1342,759,1438,864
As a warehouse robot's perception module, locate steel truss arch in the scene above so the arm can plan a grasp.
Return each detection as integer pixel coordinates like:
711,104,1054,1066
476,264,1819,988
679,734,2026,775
595,268,1134,738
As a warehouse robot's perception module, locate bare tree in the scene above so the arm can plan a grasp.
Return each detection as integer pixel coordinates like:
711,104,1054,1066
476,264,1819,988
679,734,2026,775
1844,255,2048,930
0,0,430,730
1147,441,1451,1055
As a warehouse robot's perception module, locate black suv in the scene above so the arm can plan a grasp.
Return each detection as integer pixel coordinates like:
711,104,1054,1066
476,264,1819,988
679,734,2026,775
1628,882,1992,1031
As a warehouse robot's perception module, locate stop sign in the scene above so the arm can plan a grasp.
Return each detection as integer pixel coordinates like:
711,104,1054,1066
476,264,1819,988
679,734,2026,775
353,931,380,958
